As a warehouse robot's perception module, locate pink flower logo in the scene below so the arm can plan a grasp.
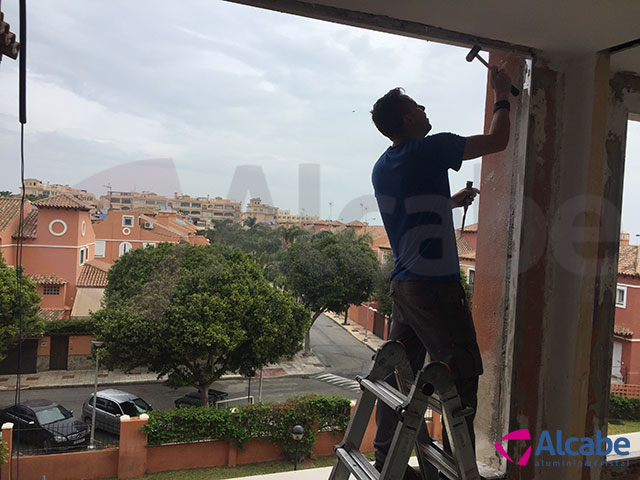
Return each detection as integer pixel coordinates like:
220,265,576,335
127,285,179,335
494,429,532,466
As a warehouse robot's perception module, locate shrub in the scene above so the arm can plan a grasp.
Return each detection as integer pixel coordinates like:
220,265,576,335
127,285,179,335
43,317,95,335
142,394,351,459
609,395,640,421
0,441,7,465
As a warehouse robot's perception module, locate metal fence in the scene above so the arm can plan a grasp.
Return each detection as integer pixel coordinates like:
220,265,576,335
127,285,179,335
9,423,116,456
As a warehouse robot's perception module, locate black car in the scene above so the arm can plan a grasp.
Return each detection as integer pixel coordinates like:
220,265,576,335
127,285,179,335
0,399,89,452
174,389,229,408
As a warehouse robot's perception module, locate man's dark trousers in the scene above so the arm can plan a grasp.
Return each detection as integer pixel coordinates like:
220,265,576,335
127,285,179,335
373,279,483,467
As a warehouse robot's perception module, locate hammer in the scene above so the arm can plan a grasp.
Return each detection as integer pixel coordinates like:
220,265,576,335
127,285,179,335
466,44,520,97
460,181,474,239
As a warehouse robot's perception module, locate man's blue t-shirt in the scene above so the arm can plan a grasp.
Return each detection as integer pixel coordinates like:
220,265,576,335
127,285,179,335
372,133,467,282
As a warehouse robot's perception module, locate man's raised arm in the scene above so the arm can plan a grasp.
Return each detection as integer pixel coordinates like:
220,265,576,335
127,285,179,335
462,68,512,160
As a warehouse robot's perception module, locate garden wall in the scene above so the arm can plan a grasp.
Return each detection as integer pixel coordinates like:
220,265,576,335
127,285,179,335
0,405,380,479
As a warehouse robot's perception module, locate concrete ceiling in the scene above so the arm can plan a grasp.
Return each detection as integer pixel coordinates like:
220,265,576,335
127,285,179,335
226,0,640,73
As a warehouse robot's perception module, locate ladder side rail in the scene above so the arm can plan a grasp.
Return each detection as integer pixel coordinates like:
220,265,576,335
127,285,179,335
333,448,379,480
379,367,433,480
434,382,481,480
339,390,378,451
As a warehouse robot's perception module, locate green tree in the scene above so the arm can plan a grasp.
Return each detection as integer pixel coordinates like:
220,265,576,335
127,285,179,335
0,191,13,198
202,220,282,278
93,243,310,406
372,252,394,319
460,269,473,308
280,230,379,355
0,254,43,361
277,225,308,249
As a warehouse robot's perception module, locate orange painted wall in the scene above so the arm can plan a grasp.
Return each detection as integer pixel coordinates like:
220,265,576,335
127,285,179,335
615,276,640,383
69,335,93,356
19,208,95,308
37,336,51,357
236,438,284,465
93,211,181,265
0,202,33,266
146,441,230,473
38,283,68,310
614,276,640,333
11,448,118,480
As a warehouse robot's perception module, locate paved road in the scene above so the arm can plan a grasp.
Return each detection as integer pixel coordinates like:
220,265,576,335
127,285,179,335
309,313,373,379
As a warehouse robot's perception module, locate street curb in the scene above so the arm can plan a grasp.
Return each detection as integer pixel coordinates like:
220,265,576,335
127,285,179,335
324,312,378,352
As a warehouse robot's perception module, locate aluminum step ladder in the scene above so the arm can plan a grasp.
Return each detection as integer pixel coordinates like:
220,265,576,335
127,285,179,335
329,341,481,480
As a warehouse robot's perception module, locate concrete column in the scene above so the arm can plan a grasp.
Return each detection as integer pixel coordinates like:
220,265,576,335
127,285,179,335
473,50,625,480
1,423,13,480
118,415,149,479
510,52,612,480
472,50,529,468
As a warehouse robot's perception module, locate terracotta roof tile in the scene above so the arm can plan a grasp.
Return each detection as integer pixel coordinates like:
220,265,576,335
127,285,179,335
32,193,90,210
614,325,634,338
618,244,640,277
39,309,66,322
12,210,37,239
457,235,476,260
27,273,68,285
77,260,110,288
0,198,22,234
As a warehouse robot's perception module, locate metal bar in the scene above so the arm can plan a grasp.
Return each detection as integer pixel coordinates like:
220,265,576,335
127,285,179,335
359,379,406,410
334,448,379,480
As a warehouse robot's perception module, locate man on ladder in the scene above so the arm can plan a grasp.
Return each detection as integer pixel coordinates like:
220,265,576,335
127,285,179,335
369,66,513,478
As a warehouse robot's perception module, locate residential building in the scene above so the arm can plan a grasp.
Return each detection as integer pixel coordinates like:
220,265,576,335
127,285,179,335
458,223,478,289
0,194,96,320
99,191,169,212
242,197,278,224
21,178,97,205
275,209,319,224
98,191,242,226
91,208,209,265
612,235,640,384
171,193,242,226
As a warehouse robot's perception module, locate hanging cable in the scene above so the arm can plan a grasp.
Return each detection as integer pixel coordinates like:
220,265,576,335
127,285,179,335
12,0,27,475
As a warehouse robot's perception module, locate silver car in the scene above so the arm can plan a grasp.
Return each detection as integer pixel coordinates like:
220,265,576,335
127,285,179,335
82,389,152,435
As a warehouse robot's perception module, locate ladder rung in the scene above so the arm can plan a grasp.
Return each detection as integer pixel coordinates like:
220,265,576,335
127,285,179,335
335,447,378,480
359,378,407,411
428,396,442,415
417,441,459,479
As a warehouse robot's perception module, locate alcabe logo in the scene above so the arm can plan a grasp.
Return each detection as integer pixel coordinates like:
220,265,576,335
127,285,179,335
494,429,532,466
494,429,631,468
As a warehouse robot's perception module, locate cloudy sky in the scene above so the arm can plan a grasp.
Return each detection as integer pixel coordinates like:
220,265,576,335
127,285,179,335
0,1,639,234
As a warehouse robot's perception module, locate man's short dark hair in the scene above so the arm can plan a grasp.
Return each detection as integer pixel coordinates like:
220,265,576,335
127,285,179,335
371,87,409,139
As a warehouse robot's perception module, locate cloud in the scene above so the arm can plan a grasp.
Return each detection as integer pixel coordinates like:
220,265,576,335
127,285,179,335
0,0,488,221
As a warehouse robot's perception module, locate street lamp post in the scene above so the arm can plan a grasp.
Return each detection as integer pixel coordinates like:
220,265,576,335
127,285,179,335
89,339,104,449
292,425,304,470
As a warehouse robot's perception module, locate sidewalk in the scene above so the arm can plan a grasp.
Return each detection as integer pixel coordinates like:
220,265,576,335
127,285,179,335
0,351,327,390
323,311,385,352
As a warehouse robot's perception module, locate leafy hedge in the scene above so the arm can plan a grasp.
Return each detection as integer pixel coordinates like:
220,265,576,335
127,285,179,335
609,395,640,421
142,394,351,458
43,317,95,335
0,441,7,465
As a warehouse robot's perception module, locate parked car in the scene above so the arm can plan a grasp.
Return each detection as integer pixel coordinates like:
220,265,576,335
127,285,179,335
174,389,229,408
0,399,89,452
82,389,152,435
